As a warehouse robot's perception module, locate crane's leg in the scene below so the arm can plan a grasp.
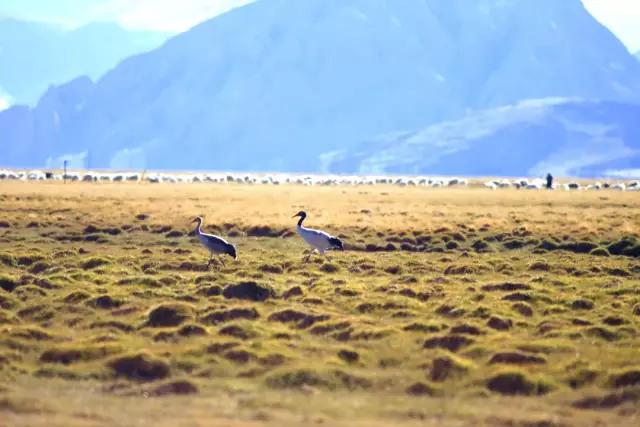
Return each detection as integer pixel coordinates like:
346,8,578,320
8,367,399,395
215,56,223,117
218,256,226,267
207,252,220,270
304,249,317,263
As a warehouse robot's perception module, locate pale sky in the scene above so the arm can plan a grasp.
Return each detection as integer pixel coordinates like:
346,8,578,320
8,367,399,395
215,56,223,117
0,0,639,52
583,0,640,52
0,0,254,32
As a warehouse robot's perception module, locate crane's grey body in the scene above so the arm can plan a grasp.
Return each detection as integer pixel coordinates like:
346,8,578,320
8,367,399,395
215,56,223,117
192,217,237,268
197,232,233,255
293,211,344,262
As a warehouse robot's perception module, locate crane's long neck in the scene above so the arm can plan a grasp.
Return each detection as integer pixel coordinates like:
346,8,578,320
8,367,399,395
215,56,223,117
195,220,203,235
297,215,306,227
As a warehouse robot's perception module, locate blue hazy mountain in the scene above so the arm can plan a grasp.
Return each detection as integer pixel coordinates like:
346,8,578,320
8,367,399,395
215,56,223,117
1,0,640,174
0,19,169,106
326,98,640,178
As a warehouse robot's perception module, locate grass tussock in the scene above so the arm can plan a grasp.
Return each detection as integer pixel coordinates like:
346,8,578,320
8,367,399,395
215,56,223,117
80,257,110,270
146,303,195,327
40,344,121,365
486,370,554,396
107,353,170,382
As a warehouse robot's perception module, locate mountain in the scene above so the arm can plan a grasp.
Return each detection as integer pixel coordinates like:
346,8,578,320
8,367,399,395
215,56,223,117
325,98,640,178
0,19,169,107
2,0,640,172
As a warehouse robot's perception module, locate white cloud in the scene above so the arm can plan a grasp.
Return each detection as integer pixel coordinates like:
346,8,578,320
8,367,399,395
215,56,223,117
0,87,13,111
91,0,254,32
0,0,254,32
582,0,640,52
93,0,640,48
45,151,87,169
109,146,146,169
2,1,639,51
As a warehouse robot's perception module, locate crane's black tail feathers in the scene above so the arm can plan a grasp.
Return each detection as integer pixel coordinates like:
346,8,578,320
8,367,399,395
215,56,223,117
328,237,344,251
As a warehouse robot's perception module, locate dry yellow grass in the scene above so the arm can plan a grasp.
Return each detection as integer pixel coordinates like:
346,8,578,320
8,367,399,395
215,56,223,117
1,181,639,427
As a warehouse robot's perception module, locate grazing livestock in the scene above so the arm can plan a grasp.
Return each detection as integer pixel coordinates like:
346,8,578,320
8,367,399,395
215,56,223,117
27,171,46,181
6,168,640,191
567,182,580,190
484,182,498,190
82,173,97,182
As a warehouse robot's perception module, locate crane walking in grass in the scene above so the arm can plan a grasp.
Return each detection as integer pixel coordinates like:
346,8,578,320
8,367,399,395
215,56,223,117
292,211,344,262
192,217,237,268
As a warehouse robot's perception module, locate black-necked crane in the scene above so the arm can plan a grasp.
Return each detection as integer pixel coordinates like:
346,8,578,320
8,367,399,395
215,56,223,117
292,211,344,262
192,217,237,268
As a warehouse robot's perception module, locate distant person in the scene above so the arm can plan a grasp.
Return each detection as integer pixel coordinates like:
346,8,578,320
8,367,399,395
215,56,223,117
546,173,554,190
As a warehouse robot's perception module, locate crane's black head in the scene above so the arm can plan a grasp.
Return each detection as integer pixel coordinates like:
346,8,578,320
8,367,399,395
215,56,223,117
292,211,307,226
226,243,237,260
192,216,203,225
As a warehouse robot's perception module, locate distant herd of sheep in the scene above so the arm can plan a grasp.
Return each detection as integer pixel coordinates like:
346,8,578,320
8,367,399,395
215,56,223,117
483,178,638,191
0,169,638,191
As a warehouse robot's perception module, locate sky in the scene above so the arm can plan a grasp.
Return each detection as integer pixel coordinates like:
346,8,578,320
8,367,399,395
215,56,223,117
583,0,640,52
0,0,639,52
0,0,254,33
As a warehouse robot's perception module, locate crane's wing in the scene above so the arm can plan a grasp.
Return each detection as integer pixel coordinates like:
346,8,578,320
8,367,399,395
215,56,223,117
199,232,231,251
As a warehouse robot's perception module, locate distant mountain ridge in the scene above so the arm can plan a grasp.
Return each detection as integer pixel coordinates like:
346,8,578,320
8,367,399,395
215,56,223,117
0,19,169,106
1,0,640,175
326,98,640,178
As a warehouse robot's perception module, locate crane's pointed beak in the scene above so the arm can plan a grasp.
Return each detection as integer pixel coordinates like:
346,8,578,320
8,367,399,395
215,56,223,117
292,213,299,218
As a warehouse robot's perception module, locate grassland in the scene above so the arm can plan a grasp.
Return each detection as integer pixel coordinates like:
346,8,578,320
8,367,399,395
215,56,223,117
0,181,639,427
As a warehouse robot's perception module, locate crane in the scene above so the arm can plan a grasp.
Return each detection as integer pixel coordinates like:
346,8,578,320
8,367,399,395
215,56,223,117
292,211,344,262
192,217,237,268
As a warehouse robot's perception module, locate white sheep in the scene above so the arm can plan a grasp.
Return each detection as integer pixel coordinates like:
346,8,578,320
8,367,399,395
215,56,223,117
27,170,46,180
526,182,542,190
145,174,160,183
484,182,498,190
82,172,97,182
